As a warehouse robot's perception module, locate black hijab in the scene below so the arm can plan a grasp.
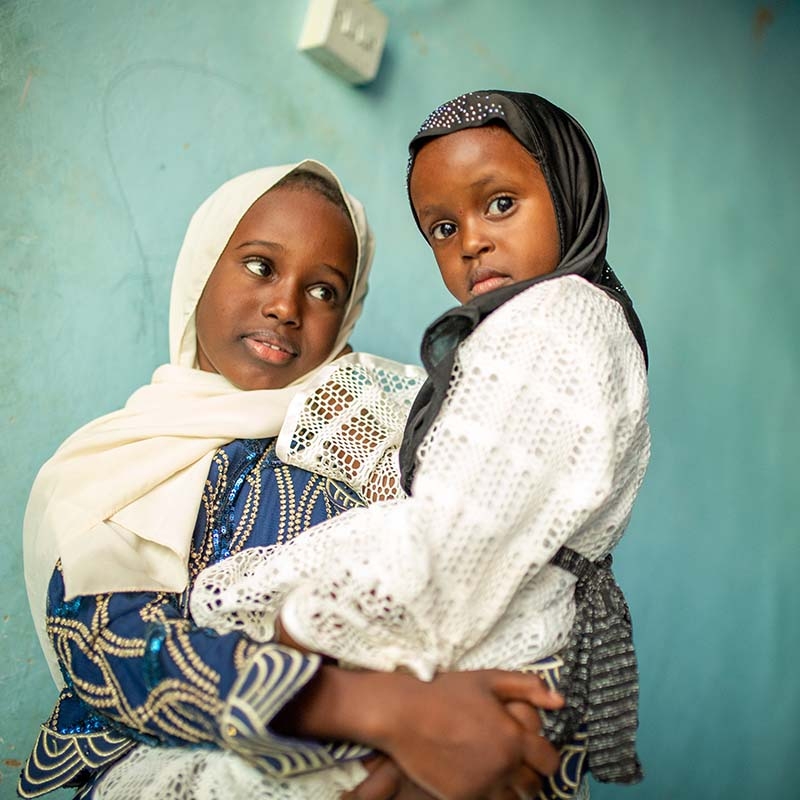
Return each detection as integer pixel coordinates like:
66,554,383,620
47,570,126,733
398,90,648,491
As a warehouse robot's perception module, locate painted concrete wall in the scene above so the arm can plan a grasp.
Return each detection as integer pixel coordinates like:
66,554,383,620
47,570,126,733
1,1,797,797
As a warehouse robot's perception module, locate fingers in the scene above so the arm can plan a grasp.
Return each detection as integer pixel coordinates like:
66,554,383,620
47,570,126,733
487,767,543,800
504,700,555,795
486,764,542,800
504,700,543,734
520,729,561,778
394,781,440,800
511,767,542,800
510,763,543,799
487,788,519,800
488,671,563,710
344,756,403,800
360,753,391,774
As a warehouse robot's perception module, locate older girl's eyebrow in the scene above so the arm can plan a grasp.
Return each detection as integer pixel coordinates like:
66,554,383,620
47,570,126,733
236,239,284,251
321,262,352,289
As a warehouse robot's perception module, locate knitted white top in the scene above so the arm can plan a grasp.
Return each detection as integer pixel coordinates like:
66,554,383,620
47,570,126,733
191,275,651,681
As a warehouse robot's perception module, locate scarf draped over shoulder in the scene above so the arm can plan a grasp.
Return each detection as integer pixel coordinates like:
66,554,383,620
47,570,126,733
23,161,374,676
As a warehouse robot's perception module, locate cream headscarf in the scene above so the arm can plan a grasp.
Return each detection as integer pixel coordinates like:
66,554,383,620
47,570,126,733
23,161,374,680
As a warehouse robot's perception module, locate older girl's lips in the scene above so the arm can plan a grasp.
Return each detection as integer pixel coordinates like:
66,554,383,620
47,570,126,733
242,331,297,364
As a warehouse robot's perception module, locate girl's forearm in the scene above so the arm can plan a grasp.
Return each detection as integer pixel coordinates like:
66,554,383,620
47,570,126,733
273,664,406,745
274,665,564,800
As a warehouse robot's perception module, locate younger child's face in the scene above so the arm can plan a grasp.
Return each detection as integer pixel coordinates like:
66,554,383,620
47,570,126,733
195,185,357,390
409,126,560,304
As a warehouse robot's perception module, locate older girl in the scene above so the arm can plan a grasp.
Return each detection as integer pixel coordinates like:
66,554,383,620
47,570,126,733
19,161,560,800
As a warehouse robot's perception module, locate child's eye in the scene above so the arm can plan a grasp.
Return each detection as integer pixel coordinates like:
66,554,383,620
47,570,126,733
487,196,514,215
308,285,336,302
244,257,273,277
431,221,457,241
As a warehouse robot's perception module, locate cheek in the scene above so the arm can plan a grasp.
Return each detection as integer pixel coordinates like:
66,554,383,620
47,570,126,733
195,283,247,356
531,230,560,268
194,296,215,345
436,266,468,302
198,294,226,335
544,226,561,268
433,251,457,281
517,220,560,269
207,283,258,330
311,310,348,354
537,202,561,266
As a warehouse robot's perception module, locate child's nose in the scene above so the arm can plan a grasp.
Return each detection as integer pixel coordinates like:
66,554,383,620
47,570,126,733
460,218,493,259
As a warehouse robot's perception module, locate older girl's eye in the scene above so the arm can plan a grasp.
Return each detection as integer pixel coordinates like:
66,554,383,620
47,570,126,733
431,221,457,241
487,196,514,215
309,285,336,302
244,257,273,277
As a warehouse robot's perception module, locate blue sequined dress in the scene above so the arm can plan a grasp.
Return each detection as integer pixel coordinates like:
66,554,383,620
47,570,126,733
18,438,368,798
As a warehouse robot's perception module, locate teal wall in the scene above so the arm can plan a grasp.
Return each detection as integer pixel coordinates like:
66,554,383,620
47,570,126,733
1,1,797,797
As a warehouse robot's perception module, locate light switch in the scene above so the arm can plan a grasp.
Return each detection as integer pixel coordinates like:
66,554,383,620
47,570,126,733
298,0,389,85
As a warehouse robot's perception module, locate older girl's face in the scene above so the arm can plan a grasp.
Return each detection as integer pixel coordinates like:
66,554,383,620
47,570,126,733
195,186,357,390
409,126,560,304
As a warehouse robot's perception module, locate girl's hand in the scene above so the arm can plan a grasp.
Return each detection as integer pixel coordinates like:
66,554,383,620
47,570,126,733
344,757,544,800
346,697,556,800
367,670,562,800
343,755,436,800
277,666,562,800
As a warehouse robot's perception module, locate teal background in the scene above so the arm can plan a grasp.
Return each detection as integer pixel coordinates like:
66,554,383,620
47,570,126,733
1,1,798,797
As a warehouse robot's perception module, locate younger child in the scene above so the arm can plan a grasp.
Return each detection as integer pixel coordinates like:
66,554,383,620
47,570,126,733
194,90,651,799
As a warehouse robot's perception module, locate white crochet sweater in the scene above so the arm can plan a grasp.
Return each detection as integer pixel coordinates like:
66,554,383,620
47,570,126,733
192,275,651,680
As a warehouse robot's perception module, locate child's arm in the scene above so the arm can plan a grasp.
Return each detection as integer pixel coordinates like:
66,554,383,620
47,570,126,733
193,277,650,678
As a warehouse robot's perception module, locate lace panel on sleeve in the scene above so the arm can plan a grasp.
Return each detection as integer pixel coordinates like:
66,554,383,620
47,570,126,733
276,353,426,504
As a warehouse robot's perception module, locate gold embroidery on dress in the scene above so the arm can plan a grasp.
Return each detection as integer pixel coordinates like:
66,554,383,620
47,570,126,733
46,443,369,750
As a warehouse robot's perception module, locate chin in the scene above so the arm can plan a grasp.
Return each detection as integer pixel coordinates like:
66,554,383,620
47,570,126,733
231,372,292,392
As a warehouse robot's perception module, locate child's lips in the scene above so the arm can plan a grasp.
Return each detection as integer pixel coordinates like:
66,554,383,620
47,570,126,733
469,268,511,297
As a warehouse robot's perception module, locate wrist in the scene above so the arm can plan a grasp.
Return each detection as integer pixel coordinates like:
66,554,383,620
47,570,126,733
276,665,416,747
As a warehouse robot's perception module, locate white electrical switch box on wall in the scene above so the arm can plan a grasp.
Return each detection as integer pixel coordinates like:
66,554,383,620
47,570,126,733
298,0,388,85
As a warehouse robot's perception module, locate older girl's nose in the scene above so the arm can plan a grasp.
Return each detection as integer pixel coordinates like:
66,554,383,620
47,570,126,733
261,283,301,325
